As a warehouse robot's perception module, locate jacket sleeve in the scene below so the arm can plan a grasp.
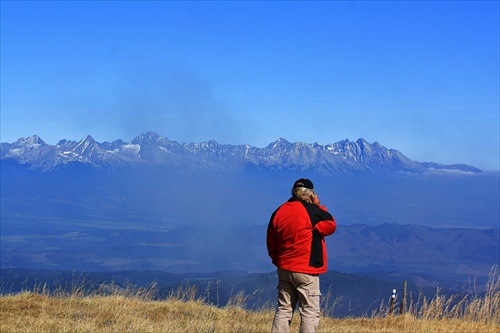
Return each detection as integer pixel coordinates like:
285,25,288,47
314,206,337,236
266,209,279,265
315,217,336,236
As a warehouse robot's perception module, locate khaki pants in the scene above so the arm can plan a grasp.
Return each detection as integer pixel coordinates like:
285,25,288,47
272,269,321,333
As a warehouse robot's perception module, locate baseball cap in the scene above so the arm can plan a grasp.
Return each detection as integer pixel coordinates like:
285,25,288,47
293,178,314,190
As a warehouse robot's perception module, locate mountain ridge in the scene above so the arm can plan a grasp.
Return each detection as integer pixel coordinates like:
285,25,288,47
0,133,481,173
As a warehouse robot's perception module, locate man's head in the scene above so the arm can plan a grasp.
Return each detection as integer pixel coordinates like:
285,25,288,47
292,178,315,202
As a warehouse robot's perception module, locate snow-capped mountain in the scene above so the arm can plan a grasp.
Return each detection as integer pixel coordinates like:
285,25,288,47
0,132,481,173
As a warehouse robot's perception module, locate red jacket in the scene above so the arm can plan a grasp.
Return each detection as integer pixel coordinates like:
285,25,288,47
267,197,336,275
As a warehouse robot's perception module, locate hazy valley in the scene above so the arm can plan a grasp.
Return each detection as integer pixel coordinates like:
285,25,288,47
1,133,498,316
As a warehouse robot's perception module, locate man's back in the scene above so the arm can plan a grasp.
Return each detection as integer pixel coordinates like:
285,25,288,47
267,197,336,275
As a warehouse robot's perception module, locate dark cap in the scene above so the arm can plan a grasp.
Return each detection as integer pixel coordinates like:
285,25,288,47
293,178,314,190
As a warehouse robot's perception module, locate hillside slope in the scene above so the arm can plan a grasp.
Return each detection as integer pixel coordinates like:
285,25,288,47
1,283,498,333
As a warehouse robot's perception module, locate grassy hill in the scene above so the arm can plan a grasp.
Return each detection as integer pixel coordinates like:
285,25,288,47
0,268,468,318
1,268,498,333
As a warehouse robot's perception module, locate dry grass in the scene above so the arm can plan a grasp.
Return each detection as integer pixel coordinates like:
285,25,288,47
1,267,499,333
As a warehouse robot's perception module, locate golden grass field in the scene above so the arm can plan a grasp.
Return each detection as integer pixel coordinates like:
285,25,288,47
1,267,499,333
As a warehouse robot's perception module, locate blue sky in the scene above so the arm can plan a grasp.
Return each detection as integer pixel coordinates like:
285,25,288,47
1,1,499,170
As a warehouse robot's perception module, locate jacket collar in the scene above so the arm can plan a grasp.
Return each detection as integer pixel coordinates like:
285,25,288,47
288,196,305,203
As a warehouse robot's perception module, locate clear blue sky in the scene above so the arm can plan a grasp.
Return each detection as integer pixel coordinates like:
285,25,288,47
1,1,499,170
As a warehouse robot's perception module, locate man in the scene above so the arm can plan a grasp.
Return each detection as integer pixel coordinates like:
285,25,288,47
267,178,337,333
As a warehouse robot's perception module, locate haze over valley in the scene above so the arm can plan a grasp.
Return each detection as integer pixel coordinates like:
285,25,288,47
1,133,498,307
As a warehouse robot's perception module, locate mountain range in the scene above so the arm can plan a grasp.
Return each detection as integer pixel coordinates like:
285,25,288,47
0,132,481,173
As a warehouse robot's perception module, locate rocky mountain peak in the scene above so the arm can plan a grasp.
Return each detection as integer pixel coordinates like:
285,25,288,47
266,138,291,149
72,135,98,158
16,135,46,148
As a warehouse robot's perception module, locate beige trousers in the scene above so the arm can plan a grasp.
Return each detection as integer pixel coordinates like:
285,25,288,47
271,269,321,333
